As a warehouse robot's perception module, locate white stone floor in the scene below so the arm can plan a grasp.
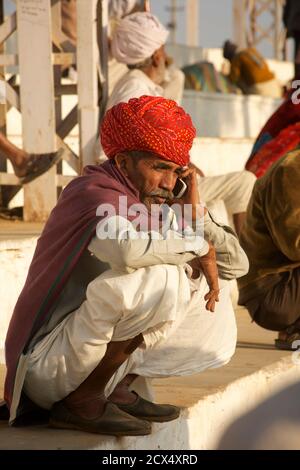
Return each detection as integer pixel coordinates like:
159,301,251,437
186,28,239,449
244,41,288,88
1,307,299,450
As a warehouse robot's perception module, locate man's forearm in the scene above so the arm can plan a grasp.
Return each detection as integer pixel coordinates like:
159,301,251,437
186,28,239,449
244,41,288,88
88,215,208,271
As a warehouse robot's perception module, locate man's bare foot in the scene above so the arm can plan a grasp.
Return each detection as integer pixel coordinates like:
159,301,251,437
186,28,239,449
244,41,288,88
63,393,107,420
109,374,138,405
278,330,288,341
10,151,30,177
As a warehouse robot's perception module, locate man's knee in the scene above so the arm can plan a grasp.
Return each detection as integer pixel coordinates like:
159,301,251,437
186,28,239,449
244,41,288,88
251,301,298,332
240,170,257,192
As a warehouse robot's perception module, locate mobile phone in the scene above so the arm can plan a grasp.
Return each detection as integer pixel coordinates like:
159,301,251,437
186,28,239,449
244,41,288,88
173,178,187,198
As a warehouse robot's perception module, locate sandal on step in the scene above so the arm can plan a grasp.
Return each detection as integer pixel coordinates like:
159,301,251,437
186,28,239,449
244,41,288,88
19,148,64,185
275,331,300,351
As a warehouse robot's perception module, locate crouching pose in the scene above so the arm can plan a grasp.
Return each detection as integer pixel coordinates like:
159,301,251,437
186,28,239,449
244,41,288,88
4,96,248,436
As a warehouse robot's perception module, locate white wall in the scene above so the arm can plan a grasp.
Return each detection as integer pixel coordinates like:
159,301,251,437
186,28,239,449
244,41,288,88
0,237,36,363
183,91,281,138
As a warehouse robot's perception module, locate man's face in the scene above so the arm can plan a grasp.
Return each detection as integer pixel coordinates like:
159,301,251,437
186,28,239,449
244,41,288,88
117,152,185,211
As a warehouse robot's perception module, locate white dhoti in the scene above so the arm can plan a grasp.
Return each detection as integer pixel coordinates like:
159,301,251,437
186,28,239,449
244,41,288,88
198,171,256,215
24,264,237,410
246,78,282,99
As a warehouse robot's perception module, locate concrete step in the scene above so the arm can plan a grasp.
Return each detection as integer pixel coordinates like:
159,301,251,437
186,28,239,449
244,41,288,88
190,137,253,174
0,308,298,450
0,222,44,362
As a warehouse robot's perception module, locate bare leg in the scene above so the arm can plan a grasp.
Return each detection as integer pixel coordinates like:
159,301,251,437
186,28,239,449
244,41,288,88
109,374,138,405
0,132,63,182
233,212,246,238
0,132,28,173
63,334,143,419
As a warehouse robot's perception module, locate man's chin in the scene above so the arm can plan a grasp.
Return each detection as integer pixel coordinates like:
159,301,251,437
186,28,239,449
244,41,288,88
142,197,167,210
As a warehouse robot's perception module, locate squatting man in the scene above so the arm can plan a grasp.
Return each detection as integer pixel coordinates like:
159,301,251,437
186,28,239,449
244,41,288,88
4,96,249,436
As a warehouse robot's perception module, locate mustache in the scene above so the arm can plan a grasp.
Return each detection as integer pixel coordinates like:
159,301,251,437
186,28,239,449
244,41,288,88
147,190,174,200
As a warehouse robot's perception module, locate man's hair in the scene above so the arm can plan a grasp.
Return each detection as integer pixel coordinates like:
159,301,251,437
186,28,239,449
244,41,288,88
223,40,238,60
127,56,153,70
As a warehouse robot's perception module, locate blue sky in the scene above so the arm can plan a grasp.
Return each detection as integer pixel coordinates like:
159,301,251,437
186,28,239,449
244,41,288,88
152,0,232,49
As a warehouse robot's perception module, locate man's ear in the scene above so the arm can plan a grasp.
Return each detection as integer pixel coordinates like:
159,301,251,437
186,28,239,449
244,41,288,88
152,49,160,68
114,153,130,175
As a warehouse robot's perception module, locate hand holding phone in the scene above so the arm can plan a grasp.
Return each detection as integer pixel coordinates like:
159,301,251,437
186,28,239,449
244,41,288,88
172,166,207,227
173,178,187,199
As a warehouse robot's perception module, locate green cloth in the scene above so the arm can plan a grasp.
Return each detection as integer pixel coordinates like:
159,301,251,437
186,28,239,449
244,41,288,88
182,61,239,94
238,150,300,302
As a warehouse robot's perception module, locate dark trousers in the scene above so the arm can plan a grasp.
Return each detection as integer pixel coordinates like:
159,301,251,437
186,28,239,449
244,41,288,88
245,268,300,331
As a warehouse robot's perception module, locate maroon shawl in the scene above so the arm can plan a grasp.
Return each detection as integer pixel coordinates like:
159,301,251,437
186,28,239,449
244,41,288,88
4,160,141,408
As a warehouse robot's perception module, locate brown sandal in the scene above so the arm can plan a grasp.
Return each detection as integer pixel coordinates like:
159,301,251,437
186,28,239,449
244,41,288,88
19,148,64,185
275,330,300,351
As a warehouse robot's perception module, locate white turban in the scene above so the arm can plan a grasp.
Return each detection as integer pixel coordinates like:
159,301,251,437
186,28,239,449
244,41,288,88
111,12,169,65
108,0,137,20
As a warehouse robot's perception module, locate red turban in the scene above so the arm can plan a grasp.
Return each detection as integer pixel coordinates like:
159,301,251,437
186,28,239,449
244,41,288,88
100,95,196,166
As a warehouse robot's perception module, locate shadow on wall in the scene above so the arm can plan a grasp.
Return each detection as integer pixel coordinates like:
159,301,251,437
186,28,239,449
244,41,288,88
216,380,300,450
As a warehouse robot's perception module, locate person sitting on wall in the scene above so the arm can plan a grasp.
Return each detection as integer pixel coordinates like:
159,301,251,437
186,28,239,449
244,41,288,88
223,40,282,98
